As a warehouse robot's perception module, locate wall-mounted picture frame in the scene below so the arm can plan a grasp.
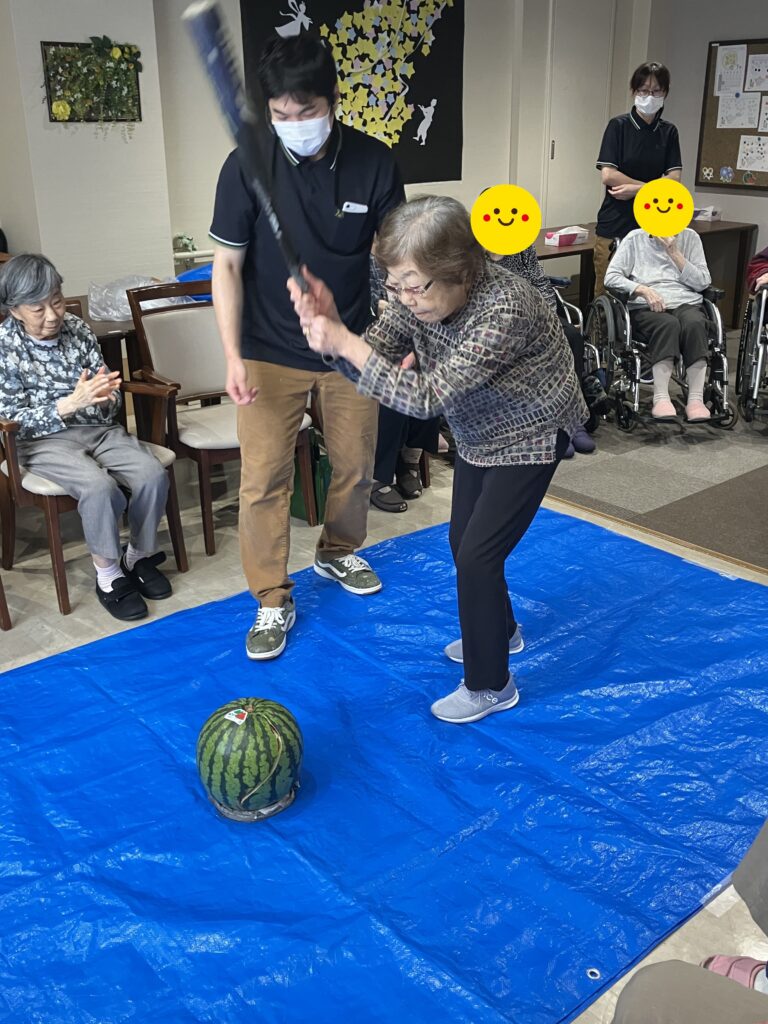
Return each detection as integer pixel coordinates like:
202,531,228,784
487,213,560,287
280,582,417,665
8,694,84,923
41,37,143,124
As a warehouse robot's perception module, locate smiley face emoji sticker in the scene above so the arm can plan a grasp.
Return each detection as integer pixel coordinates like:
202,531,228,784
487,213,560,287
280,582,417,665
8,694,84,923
634,179,694,236
470,184,542,255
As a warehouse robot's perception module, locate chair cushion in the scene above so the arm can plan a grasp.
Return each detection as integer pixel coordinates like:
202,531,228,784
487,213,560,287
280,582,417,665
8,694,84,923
176,406,311,450
1,460,68,496
2,442,175,496
139,442,176,468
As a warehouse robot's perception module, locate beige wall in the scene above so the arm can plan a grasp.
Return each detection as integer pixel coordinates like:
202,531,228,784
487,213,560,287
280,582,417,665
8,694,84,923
0,0,41,253
154,0,243,249
648,0,768,250
0,0,173,294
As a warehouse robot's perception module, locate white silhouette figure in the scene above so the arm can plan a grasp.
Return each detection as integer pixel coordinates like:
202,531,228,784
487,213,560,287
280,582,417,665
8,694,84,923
414,98,437,146
275,0,312,38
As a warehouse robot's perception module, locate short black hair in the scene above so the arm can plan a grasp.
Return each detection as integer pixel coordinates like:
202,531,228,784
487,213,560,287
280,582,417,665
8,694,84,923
257,33,338,108
630,61,670,94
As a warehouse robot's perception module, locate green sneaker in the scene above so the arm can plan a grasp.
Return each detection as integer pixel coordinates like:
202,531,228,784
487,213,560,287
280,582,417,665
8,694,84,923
313,553,382,595
245,598,296,661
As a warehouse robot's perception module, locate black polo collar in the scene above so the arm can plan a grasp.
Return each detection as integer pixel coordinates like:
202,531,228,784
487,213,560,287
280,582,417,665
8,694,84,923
630,107,663,132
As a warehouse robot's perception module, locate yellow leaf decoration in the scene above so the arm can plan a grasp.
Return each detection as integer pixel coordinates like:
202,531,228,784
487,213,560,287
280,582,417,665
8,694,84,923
322,0,454,146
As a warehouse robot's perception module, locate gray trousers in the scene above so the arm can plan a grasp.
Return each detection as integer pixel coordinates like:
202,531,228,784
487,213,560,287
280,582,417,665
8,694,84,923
613,821,768,1023
18,424,168,560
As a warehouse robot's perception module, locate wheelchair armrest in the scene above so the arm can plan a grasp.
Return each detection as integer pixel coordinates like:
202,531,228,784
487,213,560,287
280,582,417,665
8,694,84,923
604,286,632,304
702,286,725,303
546,275,571,289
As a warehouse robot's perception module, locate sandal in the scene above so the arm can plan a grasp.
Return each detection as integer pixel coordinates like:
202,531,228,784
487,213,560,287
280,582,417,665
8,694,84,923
370,483,407,513
701,955,767,989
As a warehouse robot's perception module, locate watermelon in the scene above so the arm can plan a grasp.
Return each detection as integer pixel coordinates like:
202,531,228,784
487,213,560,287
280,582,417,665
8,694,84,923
196,698,303,821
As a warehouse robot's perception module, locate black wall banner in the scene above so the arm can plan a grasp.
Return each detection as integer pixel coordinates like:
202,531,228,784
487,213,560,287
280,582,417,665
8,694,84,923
240,0,464,184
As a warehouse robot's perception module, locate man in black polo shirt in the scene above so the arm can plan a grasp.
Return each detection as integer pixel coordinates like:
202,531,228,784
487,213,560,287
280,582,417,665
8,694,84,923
593,61,682,296
210,33,404,661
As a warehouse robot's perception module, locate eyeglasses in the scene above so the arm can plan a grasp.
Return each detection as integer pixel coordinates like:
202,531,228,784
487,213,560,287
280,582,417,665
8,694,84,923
383,279,434,299
635,88,665,98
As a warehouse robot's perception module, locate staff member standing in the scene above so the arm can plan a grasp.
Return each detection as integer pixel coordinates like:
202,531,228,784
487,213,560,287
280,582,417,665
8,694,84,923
211,33,404,661
593,61,682,296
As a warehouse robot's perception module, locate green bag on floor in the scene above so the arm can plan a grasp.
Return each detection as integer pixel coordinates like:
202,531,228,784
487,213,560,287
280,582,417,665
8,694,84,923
290,428,333,523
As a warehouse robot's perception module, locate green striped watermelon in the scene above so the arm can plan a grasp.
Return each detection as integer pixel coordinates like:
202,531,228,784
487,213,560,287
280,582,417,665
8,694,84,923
196,698,303,821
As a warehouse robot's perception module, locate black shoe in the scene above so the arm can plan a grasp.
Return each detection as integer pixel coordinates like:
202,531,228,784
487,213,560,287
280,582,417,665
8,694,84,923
120,550,172,600
96,577,148,621
395,457,422,500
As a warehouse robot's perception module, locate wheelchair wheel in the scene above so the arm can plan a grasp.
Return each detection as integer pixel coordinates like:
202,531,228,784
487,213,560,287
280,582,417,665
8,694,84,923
615,397,637,432
743,398,757,423
585,297,617,391
715,402,738,429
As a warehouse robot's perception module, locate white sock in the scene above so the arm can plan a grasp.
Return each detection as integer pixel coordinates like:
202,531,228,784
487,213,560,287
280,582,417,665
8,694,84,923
95,560,124,593
686,359,707,404
652,358,675,404
755,967,768,994
124,543,149,571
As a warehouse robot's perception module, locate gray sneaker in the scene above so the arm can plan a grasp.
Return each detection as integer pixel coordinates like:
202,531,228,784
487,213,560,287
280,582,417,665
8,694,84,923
430,674,520,724
314,553,382,595
444,626,524,664
245,598,296,661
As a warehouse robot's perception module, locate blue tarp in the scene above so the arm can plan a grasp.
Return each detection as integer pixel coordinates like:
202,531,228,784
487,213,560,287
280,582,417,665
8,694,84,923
1,509,767,1023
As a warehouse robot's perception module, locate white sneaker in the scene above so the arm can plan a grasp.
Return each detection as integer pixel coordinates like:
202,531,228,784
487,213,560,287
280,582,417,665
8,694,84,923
444,626,524,664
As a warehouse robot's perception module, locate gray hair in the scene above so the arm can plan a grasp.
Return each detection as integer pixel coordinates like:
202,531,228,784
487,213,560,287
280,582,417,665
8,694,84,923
0,253,63,309
375,195,485,286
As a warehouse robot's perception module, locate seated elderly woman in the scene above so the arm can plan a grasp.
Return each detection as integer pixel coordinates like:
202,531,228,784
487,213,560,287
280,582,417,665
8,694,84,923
288,196,587,725
604,226,713,422
0,254,172,621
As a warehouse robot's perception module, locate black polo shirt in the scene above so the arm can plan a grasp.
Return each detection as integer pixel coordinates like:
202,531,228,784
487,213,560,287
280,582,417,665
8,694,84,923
595,108,682,240
209,121,404,371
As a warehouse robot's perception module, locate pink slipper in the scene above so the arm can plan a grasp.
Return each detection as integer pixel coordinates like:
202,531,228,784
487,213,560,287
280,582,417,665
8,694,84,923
701,955,767,989
652,398,677,420
686,399,711,422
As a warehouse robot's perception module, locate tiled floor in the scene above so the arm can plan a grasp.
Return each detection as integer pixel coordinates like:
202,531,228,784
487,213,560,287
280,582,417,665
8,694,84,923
1,455,766,1023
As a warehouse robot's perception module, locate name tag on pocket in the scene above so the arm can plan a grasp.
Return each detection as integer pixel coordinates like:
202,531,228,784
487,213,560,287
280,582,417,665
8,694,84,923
341,201,369,214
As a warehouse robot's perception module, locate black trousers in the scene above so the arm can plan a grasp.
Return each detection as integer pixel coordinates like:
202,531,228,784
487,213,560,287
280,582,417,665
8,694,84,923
448,431,568,692
629,304,709,367
373,405,441,484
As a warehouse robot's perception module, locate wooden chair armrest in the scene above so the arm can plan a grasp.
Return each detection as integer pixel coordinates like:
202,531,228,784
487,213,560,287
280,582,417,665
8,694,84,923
132,368,181,391
122,379,177,399
0,419,24,499
0,416,21,434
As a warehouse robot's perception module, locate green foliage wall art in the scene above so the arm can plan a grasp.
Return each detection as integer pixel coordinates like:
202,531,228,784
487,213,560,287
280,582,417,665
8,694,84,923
41,36,143,134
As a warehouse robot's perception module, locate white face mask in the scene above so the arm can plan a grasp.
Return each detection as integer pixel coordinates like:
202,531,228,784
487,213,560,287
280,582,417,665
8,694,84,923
272,112,333,158
634,93,665,117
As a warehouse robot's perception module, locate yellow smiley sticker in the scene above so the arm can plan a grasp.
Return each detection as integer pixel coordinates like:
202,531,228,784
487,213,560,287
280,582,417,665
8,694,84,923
634,179,694,236
470,184,542,255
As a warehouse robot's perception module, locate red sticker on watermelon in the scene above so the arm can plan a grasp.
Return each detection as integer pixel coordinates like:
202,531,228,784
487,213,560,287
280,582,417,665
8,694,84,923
224,709,248,725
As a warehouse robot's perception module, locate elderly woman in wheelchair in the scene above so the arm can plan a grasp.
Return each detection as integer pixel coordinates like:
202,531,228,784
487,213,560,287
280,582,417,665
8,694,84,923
599,226,734,429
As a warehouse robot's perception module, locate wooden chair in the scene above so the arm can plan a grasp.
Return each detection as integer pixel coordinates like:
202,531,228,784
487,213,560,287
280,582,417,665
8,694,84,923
0,573,10,630
0,378,189,616
126,280,317,555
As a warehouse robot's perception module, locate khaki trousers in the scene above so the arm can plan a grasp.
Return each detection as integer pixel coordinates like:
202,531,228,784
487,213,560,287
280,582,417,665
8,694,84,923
593,234,615,297
238,360,378,606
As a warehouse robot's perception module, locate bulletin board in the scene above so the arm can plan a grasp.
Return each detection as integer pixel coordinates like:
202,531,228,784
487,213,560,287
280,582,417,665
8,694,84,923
696,38,768,191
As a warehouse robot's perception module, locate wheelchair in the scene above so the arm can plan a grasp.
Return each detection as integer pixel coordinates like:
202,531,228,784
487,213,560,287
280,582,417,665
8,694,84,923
735,285,768,423
584,285,737,431
548,275,606,427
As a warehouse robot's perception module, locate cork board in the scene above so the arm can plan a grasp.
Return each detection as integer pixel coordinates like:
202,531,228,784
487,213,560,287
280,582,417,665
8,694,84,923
696,38,768,192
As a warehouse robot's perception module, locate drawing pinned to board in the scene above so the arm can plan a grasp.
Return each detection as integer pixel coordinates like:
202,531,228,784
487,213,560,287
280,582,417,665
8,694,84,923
714,43,747,95
719,165,734,182
745,52,768,91
737,134,768,173
759,95,768,133
717,92,760,129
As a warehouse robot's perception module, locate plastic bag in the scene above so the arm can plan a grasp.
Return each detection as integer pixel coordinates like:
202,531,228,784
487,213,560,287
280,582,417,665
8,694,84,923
87,275,193,321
